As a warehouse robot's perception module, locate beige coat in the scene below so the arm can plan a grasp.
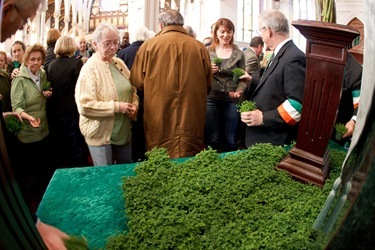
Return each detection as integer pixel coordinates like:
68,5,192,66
130,25,212,158
75,54,139,146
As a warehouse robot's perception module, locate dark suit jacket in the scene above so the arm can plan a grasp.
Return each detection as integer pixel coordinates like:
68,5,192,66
244,40,306,147
336,52,362,124
117,41,144,70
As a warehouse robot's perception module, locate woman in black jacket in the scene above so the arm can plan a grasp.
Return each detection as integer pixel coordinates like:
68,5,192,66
46,35,89,168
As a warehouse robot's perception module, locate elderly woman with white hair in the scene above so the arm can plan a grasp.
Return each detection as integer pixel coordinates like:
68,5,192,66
75,22,139,166
117,25,153,70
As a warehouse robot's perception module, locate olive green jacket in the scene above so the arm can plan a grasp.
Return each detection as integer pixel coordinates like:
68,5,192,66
0,69,12,112
207,45,247,95
10,64,49,143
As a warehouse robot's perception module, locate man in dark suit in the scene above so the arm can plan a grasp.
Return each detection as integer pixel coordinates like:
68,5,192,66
241,10,306,147
333,52,362,145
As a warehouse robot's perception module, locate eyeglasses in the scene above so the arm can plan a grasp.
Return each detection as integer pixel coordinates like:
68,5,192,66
256,26,268,34
101,40,120,48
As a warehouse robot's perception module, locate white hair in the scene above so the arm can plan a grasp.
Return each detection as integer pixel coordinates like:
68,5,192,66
91,22,120,43
130,26,150,42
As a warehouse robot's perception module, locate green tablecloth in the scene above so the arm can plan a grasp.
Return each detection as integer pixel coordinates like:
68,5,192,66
37,143,346,249
37,163,137,249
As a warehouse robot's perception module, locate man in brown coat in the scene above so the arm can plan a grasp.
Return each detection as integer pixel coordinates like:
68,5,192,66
130,9,212,159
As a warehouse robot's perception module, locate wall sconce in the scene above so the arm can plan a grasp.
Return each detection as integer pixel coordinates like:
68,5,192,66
274,0,280,10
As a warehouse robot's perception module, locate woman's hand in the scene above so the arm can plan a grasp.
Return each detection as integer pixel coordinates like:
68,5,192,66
127,104,138,120
2,112,22,122
229,90,243,98
239,71,252,85
212,64,220,74
37,220,68,250
120,102,137,119
29,116,41,127
11,68,20,79
42,89,53,98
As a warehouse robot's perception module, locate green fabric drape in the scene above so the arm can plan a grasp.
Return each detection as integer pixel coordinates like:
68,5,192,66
317,0,337,23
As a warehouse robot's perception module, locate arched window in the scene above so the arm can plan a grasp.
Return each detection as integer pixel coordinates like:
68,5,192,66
291,0,316,51
236,0,264,43
236,0,316,50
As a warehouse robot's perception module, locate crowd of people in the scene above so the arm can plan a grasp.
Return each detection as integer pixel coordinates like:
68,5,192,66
1,5,362,201
0,1,362,248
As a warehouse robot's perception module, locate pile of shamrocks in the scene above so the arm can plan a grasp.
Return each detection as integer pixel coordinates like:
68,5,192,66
107,144,346,249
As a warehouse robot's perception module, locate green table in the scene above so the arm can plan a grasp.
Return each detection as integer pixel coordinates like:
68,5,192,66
37,143,345,249
37,163,137,249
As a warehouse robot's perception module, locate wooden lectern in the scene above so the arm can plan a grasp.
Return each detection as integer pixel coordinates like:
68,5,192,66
276,20,359,187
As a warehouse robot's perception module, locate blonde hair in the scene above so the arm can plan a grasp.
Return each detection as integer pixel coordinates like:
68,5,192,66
54,36,77,57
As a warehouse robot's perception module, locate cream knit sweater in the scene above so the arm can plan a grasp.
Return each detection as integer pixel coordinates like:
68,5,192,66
75,53,139,146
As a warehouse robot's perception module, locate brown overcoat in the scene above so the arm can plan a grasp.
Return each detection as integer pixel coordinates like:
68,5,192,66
130,25,212,158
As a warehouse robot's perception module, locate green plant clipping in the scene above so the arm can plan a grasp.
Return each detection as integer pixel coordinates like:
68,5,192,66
212,57,222,66
238,100,257,112
64,235,88,250
232,67,245,77
4,115,25,134
335,123,347,135
42,81,51,91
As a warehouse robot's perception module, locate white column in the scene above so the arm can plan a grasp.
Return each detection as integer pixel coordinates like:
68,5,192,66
39,0,47,45
54,0,62,30
77,0,84,36
64,0,71,35
83,0,91,34
143,0,159,32
71,0,78,37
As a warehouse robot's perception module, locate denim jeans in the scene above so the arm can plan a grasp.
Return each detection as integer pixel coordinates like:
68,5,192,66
88,141,132,166
205,98,239,151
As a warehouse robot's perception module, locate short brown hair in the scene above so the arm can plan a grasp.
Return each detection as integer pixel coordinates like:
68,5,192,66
250,36,264,47
46,28,61,46
23,43,46,66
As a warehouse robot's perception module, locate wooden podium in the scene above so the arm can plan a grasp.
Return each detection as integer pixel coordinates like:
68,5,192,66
276,20,359,187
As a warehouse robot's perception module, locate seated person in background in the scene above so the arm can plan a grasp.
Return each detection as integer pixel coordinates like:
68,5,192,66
333,52,362,145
